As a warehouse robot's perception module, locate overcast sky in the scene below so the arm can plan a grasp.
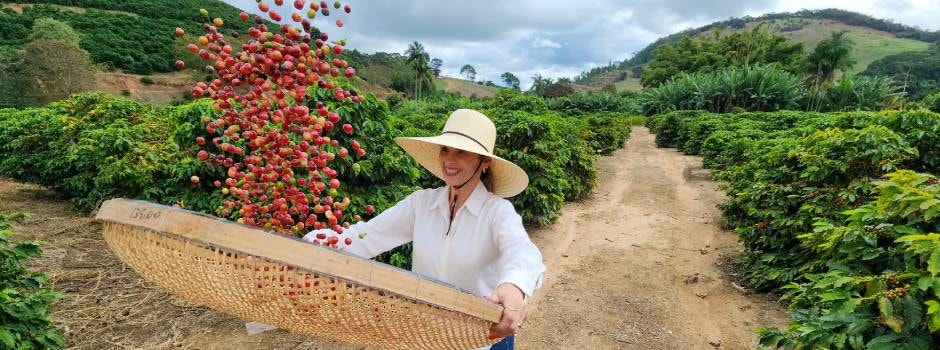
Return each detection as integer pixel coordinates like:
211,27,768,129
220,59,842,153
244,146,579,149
221,0,940,90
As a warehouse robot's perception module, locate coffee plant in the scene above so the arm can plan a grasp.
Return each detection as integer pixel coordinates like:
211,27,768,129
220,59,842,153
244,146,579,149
0,213,66,350
646,108,940,348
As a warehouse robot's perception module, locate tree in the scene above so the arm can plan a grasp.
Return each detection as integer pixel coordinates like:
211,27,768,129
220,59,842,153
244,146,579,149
806,31,856,86
0,46,30,107
805,31,856,111
529,73,551,95
500,72,520,90
630,66,644,78
28,18,82,46
20,40,97,106
861,49,940,100
640,26,803,87
404,41,432,99
460,64,476,81
542,82,574,98
430,58,442,78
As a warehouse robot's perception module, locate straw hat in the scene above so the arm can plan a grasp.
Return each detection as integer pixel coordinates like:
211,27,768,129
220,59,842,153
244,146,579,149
395,109,529,198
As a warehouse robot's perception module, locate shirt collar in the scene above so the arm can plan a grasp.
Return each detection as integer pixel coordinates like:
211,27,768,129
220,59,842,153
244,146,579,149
430,181,488,218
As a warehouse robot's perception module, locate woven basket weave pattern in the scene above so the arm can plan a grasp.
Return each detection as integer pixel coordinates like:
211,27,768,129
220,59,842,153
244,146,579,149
97,199,501,350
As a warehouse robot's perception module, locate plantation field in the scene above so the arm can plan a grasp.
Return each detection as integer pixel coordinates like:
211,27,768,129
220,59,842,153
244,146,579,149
1,2,137,16
0,127,788,349
2,0,938,348
647,109,940,348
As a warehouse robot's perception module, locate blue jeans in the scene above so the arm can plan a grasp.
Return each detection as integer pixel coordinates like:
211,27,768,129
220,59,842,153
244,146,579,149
489,335,514,350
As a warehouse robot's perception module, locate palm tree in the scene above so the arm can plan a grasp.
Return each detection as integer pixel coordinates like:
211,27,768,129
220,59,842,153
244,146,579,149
460,64,476,81
806,31,856,85
405,41,432,99
805,31,856,111
529,74,552,95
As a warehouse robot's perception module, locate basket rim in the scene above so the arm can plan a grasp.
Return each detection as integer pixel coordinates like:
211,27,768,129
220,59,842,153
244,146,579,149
95,198,504,323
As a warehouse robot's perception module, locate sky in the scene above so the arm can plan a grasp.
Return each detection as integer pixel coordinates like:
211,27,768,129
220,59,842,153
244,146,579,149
220,0,940,90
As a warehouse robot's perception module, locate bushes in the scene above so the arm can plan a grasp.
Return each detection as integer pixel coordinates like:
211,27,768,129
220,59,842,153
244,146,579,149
646,108,940,347
638,64,804,115
808,75,901,112
385,92,630,224
926,93,940,113
546,92,638,115
0,213,66,349
759,171,940,349
638,64,903,116
0,93,219,212
0,90,632,267
488,89,548,114
721,126,916,290
0,94,227,212
490,110,569,225
871,110,940,174
580,112,632,155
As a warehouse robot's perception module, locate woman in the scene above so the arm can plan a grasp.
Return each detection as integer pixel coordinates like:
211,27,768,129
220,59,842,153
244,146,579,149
304,109,545,349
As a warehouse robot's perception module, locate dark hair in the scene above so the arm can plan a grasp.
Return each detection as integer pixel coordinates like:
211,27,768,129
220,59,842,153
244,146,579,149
481,169,494,192
479,155,494,192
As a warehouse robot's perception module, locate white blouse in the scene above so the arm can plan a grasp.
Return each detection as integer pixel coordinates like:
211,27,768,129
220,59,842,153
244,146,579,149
313,181,545,299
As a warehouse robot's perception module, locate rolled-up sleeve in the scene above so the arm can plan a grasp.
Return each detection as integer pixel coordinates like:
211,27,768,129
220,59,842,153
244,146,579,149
492,201,545,298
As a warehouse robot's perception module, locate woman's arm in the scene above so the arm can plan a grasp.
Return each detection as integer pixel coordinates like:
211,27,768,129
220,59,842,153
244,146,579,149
492,201,545,298
487,200,545,339
303,191,419,259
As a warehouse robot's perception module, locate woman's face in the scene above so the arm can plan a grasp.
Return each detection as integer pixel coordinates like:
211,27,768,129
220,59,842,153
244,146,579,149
439,146,488,187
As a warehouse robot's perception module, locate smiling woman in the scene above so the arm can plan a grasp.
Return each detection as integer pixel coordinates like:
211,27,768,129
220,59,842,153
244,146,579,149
305,109,545,349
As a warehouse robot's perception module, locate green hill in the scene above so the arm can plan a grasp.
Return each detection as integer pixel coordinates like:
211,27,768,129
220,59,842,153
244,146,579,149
721,19,929,75
0,0,260,74
576,9,938,91
434,77,502,98
343,50,503,98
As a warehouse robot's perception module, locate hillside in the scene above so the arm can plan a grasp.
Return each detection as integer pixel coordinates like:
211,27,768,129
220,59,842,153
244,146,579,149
434,77,501,98
576,9,938,90
0,0,258,74
716,19,929,74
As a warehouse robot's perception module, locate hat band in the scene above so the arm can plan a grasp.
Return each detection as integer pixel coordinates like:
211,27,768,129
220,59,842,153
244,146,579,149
442,131,490,153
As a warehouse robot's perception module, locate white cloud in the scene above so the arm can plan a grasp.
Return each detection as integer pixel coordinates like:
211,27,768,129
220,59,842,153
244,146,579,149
531,37,562,49
221,0,940,89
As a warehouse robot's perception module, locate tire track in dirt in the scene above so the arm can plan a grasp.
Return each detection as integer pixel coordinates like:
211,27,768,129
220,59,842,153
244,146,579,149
517,127,788,350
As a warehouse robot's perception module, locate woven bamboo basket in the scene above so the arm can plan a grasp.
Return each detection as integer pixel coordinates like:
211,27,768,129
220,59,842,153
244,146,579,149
95,198,503,350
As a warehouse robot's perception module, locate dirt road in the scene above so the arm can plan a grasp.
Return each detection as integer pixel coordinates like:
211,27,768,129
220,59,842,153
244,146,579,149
0,127,787,349
516,127,788,349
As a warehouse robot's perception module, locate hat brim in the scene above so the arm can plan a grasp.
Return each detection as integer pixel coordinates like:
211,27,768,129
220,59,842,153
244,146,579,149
395,135,529,198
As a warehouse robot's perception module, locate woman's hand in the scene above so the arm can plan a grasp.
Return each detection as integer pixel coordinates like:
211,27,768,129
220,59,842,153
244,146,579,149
485,283,527,340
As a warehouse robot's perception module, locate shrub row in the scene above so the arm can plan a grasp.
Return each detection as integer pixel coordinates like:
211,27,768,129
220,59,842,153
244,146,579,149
647,109,940,348
0,91,635,267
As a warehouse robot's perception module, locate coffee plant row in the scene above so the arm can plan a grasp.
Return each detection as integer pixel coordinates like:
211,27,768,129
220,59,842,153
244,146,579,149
647,109,940,349
0,89,638,263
